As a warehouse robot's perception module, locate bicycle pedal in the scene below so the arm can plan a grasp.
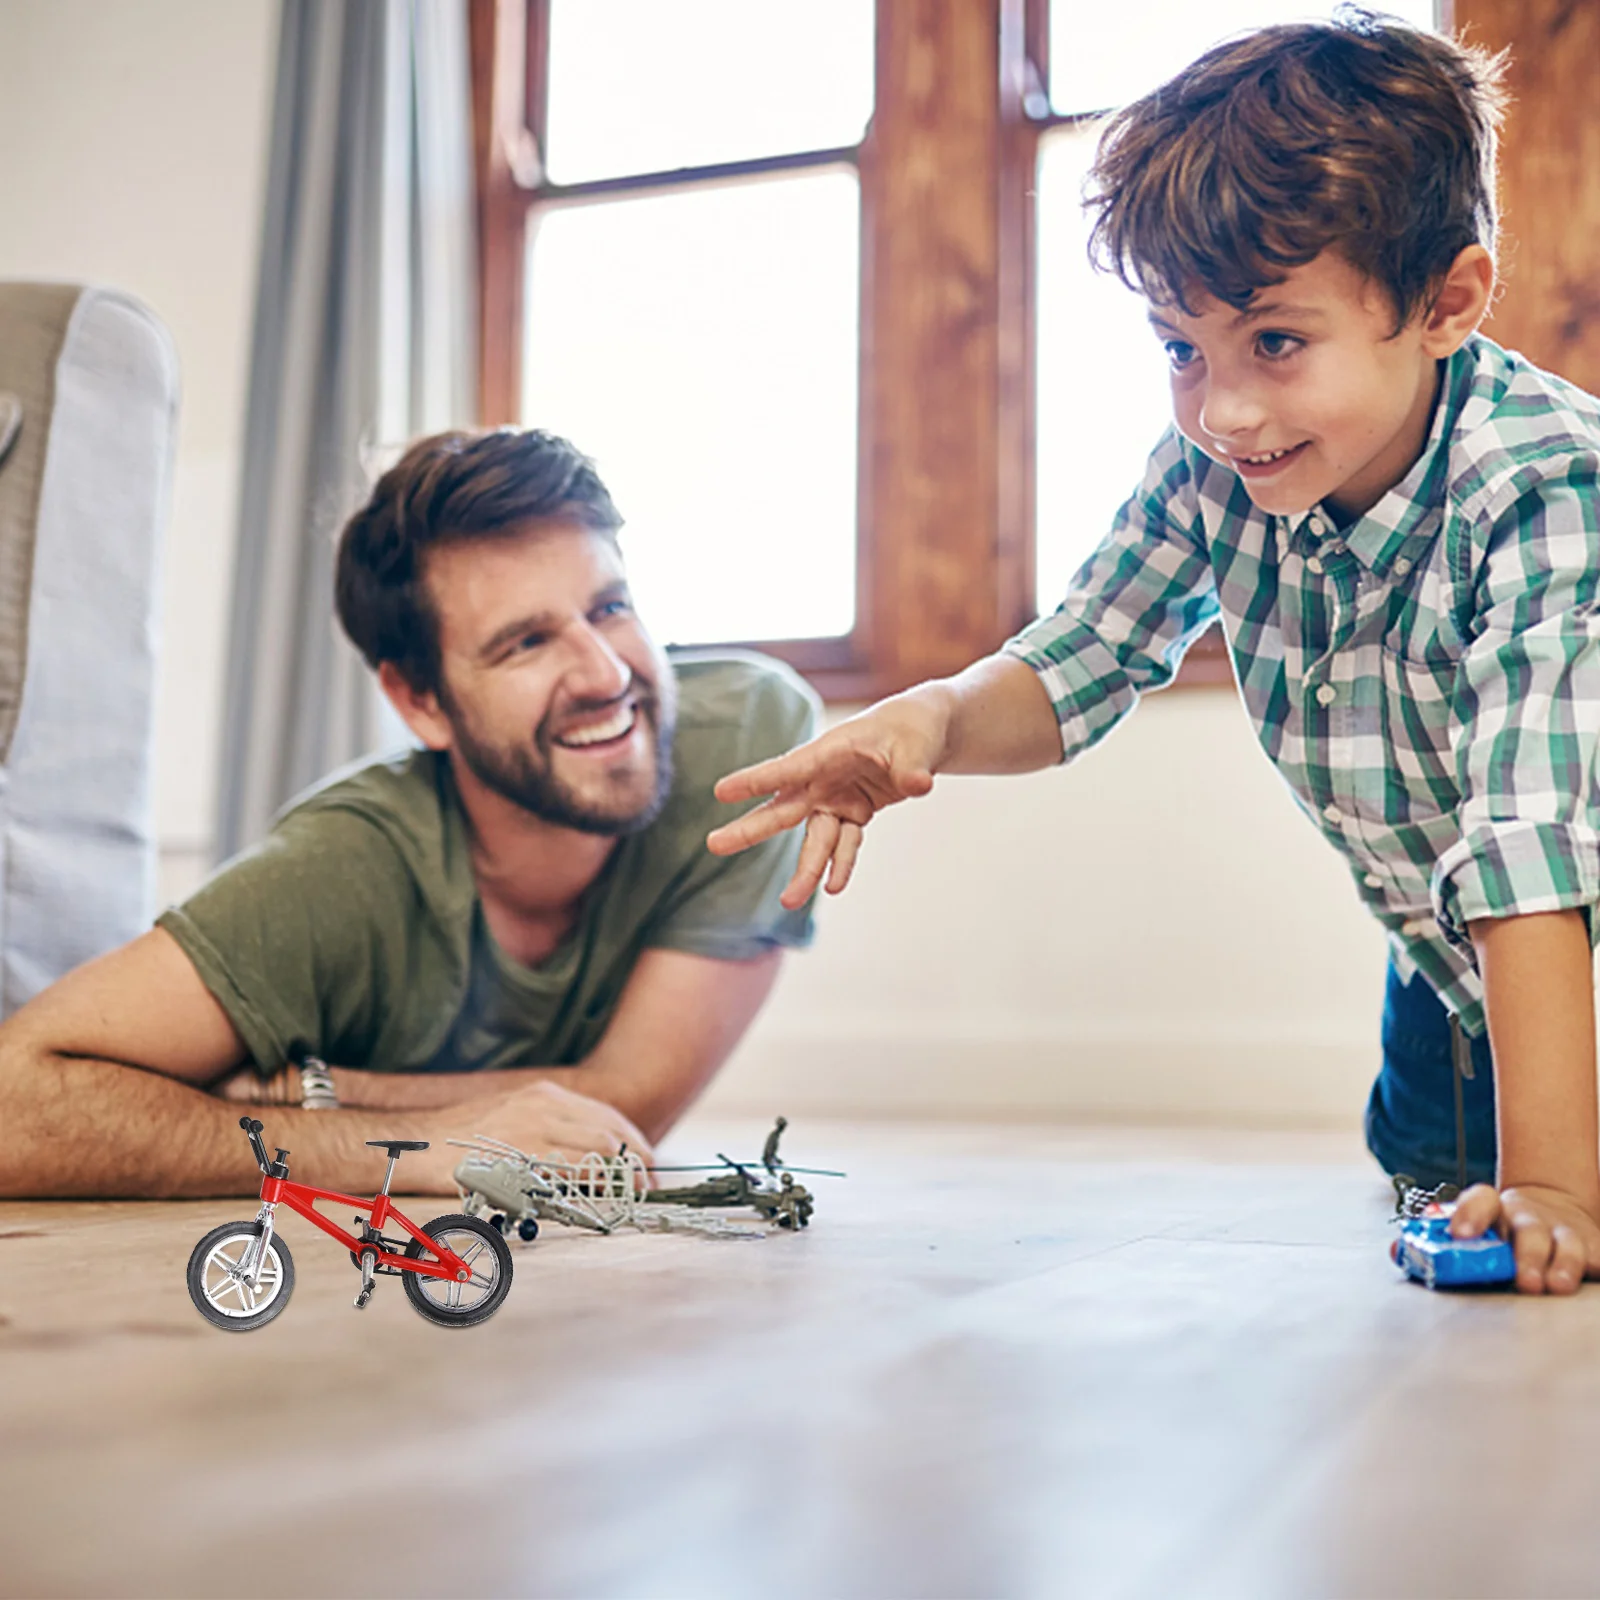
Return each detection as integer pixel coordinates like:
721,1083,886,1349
355,1246,377,1310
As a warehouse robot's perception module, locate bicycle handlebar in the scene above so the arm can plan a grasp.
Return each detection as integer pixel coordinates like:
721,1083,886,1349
240,1116,271,1174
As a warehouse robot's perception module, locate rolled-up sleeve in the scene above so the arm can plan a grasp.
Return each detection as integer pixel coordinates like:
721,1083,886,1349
1005,428,1221,763
1433,457,1600,946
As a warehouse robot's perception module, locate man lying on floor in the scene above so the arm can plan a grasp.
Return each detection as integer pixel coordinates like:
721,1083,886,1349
0,429,815,1198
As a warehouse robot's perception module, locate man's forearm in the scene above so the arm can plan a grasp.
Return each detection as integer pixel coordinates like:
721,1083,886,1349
1472,908,1600,1203
0,1049,438,1199
331,1059,677,1144
330,1062,587,1113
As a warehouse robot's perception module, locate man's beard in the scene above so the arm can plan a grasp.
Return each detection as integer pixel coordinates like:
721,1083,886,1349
447,678,677,837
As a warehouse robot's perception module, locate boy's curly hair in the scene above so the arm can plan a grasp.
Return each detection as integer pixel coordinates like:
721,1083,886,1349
1085,8,1508,327
335,428,622,697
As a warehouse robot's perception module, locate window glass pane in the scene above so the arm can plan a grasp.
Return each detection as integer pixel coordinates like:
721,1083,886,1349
524,173,860,645
1034,127,1174,608
1049,0,1436,114
546,0,874,185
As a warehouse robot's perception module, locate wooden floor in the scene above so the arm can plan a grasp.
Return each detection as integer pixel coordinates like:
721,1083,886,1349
2,1117,1597,1599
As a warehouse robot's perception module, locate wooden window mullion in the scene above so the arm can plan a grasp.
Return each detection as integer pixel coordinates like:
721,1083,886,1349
863,0,1021,690
469,0,532,427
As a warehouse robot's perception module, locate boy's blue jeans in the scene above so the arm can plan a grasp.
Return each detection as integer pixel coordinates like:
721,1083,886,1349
1364,960,1498,1189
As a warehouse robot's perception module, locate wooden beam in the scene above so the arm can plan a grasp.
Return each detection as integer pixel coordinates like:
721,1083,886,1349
468,0,531,425
1451,0,1600,393
864,0,1012,685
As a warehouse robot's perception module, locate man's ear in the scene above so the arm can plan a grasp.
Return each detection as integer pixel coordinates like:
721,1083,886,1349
377,661,453,752
1421,244,1495,357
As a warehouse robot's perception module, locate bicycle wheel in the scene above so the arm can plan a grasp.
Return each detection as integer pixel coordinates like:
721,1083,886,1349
402,1214,513,1328
187,1221,295,1332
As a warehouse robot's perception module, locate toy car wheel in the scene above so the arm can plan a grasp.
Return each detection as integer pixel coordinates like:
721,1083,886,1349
488,1213,509,1235
518,1217,540,1242
402,1214,513,1328
187,1222,295,1332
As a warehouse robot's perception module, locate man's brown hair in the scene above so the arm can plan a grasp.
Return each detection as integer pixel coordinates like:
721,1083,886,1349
335,428,622,697
1084,8,1508,326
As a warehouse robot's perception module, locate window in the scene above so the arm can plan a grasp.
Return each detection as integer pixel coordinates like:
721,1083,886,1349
472,0,1435,700
476,0,1039,697
526,2,870,648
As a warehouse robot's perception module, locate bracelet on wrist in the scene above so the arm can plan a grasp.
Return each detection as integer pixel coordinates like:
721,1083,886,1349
298,1054,339,1111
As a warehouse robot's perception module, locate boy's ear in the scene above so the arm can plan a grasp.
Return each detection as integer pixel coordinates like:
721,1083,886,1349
1420,245,1495,357
377,661,454,752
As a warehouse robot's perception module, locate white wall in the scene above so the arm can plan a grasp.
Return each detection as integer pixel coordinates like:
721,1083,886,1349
0,0,277,868
703,689,1389,1127
0,0,1392,1127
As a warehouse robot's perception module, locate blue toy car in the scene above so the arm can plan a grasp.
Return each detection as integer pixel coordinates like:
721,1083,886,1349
1391,1213,1516,1289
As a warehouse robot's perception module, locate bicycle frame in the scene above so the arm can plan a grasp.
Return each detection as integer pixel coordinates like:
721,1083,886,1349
254,1172,471,1284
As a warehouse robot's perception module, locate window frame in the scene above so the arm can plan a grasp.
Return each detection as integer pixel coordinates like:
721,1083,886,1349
466,0,1231,700
1010,0,1234,686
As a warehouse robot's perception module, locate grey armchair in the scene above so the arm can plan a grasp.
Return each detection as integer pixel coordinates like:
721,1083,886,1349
0,284,176,1017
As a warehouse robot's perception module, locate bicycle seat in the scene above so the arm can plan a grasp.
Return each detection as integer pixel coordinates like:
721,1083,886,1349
365,1140,430,1156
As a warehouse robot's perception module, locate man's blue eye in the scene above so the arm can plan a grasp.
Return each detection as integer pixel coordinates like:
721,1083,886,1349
1164,340,1198,369
595,599,630,620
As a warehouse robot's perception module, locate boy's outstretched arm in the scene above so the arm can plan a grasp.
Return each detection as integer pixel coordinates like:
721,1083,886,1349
707,653,1060,908
1451,909,1600,1294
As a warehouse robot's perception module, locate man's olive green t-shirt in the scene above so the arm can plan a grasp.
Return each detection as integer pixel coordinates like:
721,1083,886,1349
158,653,817,1075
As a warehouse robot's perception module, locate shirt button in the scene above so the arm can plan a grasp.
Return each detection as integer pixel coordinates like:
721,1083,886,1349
1364,873,1384,889
1306,555,1325,575
1308,515,1328,537
1323,803,1345,825
1393,557,1413,576
1401,917,1435,937
1316,684,1337,706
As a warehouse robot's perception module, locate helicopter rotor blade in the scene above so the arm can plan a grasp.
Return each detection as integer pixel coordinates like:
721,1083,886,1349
641,1161,847,1178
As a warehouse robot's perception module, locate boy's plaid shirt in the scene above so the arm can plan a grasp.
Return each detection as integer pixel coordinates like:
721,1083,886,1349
1007,336,1600,1035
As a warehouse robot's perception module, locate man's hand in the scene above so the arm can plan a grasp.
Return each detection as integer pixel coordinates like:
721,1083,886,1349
1451,1182,1600,1294
411,1080,655,1191
707,687,953,908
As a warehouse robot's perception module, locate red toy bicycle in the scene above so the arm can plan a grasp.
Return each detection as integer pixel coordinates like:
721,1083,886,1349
186,1117,513,1331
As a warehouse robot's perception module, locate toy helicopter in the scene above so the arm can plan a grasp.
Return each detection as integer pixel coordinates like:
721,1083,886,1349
451,1117,843,1241
451,1142,646,1239
643,1117,840,1228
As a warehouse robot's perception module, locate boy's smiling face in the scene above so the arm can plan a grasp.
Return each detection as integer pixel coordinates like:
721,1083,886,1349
1150,248,1490,521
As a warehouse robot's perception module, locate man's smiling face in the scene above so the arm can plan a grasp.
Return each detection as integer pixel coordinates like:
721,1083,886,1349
1150,250,1444,521
420,518,677,836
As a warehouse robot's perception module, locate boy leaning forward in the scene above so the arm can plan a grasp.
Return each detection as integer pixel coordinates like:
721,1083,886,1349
708,13,1600,1295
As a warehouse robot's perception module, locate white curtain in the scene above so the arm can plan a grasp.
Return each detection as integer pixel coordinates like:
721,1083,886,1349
216,0,477,859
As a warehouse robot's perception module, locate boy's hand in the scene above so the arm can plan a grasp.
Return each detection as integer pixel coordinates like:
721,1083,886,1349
707,689,952,909
1450,1182,1600,1294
